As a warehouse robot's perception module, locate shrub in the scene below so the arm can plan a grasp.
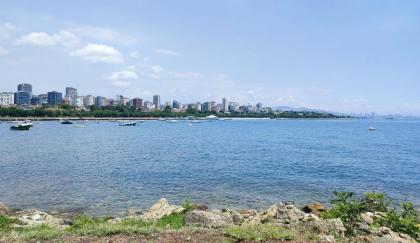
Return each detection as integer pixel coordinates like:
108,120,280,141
362,192,391,212
321,191,364,236
156,212,185,229
182,198,194,212
376,202,419,240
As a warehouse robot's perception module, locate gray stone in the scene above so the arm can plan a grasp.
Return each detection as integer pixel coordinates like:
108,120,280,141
300,218,346,238
185,210,233,228
372,227,416,243
139,198,184,220
0,202,11,215
14,209,66,227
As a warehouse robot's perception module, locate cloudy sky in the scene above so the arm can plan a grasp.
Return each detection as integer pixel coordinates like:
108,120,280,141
0,0,420,115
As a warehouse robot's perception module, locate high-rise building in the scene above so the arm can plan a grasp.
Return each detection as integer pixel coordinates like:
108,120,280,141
47,91,63,105
76,96,84,107
65,87,78,106
17,83,32,93
256,103,263,112
153,95,160,109
95,96,108,107
31,95,41,106
0,92,14,106
38,94,48,105
222,98,228,112
131,98,143,109
203,102,211,112
172,100,180,109
14,91,31,105
210,101,216,111
83,95,95,107
196,102,202,111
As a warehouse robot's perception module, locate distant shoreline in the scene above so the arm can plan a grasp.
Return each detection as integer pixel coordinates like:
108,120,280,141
0,116,348,121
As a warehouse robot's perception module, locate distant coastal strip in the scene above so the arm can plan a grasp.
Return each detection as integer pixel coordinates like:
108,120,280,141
0,105,345,120
0,191,419,242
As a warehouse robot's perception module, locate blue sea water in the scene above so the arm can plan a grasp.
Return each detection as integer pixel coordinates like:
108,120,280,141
0,119,419,215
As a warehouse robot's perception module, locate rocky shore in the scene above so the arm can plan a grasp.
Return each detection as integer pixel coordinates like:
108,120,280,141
1,198,418,243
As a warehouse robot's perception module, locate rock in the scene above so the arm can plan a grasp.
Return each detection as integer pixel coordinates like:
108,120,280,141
218,208,244,225
301,218,346,238
140,198,184,220
239,209,258,219
361,212,375,225
246,203,318,225
14,209,66,227
0,202,11,215
372,227,417,243
277,203,312,224
126,208,142,216
318,234,337,243
185,210,233,228
193,204,209,211
302,203,327,216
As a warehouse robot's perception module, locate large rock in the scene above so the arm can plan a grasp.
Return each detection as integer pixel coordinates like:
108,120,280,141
303,218,346,238
185,210,233,228
14,209,66,227
247,203,318,225
140,198,184,220
302,203,327,216
0,202,11,215
372,227,417,243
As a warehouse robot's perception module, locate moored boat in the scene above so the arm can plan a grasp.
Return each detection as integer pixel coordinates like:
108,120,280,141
119,122,137,126
10,121,31,130
61,120,73,124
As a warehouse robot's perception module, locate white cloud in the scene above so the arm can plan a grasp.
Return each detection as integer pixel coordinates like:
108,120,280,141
0,22,17,39
130,51,139,59
0,46,8,56
152,65,163,73
108,67,139,87
109,69,138,81
170,72,202,79
70,26,138,45
71,43,123,63
111,80,132,87
15,30,80,48
155,48,179,56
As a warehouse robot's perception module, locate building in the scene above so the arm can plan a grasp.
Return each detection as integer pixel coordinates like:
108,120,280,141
256,103,263,112
76,96,84,107
38,94,48,105
131,98,143,109
83,95,95,107
0,92,14,106
31,95,41,106
14,91,31,105
210,101,216,112
222,98,228,112
65,87,78,106
203,102,211,112
196,102,202,111
17,83,32,93
153,95,161,109
95,96,108,107
172,100,180,109
47,91,63,105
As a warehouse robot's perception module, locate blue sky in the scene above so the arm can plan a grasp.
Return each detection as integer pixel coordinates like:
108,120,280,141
0,0,419,115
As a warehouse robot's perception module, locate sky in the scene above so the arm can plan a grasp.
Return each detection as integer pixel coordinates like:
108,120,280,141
0,0,420,115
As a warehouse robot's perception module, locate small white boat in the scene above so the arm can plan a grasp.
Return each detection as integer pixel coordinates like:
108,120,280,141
369,126,376,131
188,123,192,126
119,122,137,126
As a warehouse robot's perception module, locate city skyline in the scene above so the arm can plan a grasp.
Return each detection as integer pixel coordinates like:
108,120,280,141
1,1,420,115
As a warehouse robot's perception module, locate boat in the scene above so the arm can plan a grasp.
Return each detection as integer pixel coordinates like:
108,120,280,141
73,124,85,128
61,120,73,124
119,122,137,126
369,126,376,131
10,121,31,130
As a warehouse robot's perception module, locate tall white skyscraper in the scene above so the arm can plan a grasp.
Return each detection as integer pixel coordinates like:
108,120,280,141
222,98,228,112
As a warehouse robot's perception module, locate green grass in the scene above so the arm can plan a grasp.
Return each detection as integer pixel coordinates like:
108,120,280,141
224,224,294,242
0,215,21,232
67,212,185,237
18,224,62,240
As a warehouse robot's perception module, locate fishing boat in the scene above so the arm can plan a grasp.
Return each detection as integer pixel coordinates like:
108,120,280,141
61,120,73,124
119,122,137,126
369,126,376,131
10,121,32,130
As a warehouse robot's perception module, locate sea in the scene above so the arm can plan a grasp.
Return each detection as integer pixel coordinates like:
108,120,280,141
0,119,419,215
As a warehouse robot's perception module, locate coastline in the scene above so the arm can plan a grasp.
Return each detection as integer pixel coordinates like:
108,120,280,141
1,193,419,243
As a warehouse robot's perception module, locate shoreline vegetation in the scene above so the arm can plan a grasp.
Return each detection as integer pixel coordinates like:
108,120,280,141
0,105,347,120
1,192,419,242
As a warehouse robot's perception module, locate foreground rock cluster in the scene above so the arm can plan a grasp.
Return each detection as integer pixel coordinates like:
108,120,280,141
0,199,417,242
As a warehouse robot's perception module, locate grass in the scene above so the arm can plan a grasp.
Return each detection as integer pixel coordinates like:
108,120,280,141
224,224,294,242
67,212,185,237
